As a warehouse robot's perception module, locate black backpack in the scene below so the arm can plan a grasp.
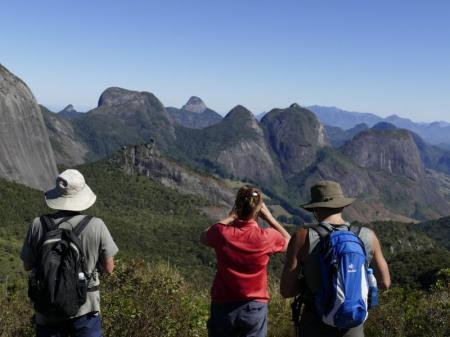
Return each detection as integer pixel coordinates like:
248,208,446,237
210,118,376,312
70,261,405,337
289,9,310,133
28,214,93,317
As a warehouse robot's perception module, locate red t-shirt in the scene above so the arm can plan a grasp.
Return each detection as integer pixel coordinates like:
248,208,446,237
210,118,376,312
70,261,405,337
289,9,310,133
206,219,286,303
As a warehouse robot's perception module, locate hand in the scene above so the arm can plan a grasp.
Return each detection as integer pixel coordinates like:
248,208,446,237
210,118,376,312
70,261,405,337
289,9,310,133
259,203,272,221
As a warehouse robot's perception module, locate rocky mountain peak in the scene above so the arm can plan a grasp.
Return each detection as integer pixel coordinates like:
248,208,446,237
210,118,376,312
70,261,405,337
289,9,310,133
224,105,253,120
98,87,140,107
58,104,81,119
181,96,207,113
223,105,262,134
61,104,76,113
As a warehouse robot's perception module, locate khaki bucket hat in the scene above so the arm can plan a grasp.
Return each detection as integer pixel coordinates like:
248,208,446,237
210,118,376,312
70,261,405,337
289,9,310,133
45,169,97,212
301,180,355,211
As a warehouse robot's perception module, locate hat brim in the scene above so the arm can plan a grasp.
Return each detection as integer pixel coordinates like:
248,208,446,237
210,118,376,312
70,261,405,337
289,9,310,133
45,184,97,212
301,197,355,211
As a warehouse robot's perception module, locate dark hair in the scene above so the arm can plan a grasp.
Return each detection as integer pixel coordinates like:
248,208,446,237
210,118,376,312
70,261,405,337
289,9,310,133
233,185,262,220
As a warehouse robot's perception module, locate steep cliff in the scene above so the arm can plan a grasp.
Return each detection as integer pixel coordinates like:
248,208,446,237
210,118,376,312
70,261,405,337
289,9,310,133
0,65,57,190
342,128,425,181
261,103,328,177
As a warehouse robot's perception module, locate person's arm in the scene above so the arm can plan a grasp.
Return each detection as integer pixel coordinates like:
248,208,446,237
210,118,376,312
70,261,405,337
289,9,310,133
100,256,115,274
98,220,119,274
259,203,290,251
280,228,308,298
371,232,391,289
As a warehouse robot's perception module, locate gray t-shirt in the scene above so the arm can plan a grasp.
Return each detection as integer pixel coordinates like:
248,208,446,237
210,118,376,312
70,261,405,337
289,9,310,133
20,213,119,324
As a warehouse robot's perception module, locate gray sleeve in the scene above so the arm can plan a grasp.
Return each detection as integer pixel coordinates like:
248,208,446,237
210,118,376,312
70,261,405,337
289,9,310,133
98,220,119,258
20,218,41,266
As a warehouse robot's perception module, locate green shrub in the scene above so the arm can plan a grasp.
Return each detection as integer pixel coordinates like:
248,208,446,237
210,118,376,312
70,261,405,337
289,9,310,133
101,259,209,337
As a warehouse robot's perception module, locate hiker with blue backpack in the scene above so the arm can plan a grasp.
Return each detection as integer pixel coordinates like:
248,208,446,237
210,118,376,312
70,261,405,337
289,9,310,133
20,169,119,337
280,180,390,337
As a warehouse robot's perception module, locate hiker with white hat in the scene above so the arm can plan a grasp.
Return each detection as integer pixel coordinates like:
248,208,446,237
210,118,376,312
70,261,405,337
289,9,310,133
21,169,118,337
280,180,390,337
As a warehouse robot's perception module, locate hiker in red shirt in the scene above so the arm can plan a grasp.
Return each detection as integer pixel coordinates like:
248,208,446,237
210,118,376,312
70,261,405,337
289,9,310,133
200,185,291,337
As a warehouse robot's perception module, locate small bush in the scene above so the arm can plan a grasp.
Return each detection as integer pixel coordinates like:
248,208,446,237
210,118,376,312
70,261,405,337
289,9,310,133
101,259,209,337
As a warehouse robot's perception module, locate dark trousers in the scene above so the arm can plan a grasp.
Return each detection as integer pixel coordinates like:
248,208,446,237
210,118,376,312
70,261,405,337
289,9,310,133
208,301,268,337
36,313,103,337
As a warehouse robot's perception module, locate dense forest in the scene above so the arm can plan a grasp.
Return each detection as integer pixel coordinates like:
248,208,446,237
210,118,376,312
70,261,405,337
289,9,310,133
0,161,449,337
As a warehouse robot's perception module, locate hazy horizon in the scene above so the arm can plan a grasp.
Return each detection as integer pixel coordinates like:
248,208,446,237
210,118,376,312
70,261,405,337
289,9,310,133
2,0,450,123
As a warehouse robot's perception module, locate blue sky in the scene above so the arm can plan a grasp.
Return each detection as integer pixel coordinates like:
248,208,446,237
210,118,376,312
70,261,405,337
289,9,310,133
1,0,449,122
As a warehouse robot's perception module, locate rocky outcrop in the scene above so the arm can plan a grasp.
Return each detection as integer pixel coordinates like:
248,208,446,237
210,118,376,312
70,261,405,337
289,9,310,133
261,103,328,177
110,143,234,208
342,129,425,181
41,106,89,166
0,65,58,190
181,96,207,113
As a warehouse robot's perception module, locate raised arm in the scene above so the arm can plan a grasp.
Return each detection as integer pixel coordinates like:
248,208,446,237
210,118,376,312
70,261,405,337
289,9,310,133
259,203,291,251
371,232,391,289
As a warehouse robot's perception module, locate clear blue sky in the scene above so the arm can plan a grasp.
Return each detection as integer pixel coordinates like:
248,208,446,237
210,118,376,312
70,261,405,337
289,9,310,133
1,0,449,122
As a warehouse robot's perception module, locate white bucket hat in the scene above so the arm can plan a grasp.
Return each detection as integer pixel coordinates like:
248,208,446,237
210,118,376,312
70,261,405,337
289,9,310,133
45,169,97,211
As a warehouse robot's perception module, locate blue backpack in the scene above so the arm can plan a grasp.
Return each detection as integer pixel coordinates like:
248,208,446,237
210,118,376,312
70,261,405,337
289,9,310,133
312,223,369,329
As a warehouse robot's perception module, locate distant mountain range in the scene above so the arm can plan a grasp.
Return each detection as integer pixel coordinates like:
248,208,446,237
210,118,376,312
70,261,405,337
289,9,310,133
2,63,450,223
308,105,450,149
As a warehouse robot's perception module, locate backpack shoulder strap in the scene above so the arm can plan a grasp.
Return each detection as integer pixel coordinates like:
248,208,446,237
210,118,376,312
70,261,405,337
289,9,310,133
40,215,57,233
349,224,362,236
311,223,332,240
72,215,93,237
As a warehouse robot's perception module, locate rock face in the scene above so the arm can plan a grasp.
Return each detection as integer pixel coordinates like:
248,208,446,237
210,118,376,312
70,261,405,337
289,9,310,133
211,105,283,185
181,96,207,113
0,65,58,190
110,143,234,208
262,104,328,177
342,129,425,181
41,106,89,166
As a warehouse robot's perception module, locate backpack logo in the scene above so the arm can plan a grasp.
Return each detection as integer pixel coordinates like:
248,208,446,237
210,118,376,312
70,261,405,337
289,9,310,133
348,263,356,273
